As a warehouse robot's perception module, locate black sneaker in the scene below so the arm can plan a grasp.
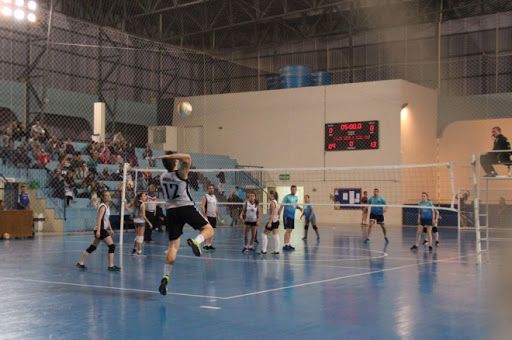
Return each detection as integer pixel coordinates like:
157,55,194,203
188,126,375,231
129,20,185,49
254,239,259,244
364,238,370,244
242,247,249,253
209,245,216,250
410,245,418,250
260,251,267,255
132,249,137,255
422,240,428,245
429,246,433,251
288,245,295,251
282,245,289,251
159,275,169,296
187,238,202,257
435,241,439,246
76,262,86,269
271,251,280,255
203,245,211,250
108,265,121,271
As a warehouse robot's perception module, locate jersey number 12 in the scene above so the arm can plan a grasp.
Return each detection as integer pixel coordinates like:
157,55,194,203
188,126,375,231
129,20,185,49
163,183,180,199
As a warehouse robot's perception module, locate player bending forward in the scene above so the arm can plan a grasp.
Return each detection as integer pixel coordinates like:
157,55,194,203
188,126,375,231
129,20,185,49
157,152,215,296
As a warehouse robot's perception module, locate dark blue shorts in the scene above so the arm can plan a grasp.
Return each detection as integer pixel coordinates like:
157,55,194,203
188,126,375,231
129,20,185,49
283,216,295,229
369,213,384,223
420,218,433,226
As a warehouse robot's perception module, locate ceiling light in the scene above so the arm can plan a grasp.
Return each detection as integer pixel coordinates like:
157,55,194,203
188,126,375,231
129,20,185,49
27,12,35,22
27,0,36,10
1,6,12,16
13,8,23,20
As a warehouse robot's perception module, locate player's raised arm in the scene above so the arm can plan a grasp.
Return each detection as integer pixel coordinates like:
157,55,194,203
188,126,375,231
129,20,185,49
156,152,192,177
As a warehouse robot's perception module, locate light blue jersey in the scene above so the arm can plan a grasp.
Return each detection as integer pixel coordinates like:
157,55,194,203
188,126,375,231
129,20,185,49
418,200,435,219
368,196,386,215
282,194,299,218
304,203,314,218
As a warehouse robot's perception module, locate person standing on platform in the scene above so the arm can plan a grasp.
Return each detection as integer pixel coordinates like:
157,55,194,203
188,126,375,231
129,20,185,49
480,126,511,177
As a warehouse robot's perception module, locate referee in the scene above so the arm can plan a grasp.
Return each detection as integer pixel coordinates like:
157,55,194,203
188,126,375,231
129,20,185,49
480,126,511,177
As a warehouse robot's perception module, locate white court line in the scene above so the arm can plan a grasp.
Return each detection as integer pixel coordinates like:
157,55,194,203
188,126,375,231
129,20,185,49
1,277,223,300
221,253,475,300
200,306,222,310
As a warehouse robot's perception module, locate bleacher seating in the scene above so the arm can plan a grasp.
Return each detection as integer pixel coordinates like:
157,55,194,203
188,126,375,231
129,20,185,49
1,140,243,231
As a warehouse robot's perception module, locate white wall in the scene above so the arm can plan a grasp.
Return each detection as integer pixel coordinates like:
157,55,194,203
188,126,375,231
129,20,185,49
174,80,439,224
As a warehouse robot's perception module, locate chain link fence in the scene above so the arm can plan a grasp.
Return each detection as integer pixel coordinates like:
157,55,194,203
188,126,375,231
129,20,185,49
0,3,511,231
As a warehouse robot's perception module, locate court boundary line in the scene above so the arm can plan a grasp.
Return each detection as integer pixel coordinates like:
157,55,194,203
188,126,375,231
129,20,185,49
1,277,223,299
221,253,475,300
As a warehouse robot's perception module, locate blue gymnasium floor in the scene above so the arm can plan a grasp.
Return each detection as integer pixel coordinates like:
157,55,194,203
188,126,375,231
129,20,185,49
0,226,495,340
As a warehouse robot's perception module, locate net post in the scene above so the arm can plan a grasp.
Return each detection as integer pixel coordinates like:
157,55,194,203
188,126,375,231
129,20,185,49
471,154,482,264
457,189,461,230
448,162,456,209
119,162,129,248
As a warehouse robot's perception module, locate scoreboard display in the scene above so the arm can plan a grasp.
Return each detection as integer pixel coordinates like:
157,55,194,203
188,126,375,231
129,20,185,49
325,121,379,151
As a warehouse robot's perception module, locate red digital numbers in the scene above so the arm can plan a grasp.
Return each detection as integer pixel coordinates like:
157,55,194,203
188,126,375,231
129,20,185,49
340,123,363,131
326,121,378,151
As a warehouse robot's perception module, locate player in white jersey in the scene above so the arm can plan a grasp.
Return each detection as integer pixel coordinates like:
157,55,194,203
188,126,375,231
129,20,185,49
76,191,120,271
260,191,281,255
157,151,214,296
131,192,153,255
201,184,219,250
240,191,260,252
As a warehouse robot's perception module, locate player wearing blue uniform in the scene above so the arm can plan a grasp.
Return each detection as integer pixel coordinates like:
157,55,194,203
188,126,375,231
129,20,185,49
366,188,388,243
301,194,319,241
278,185,303,251
411,192,436,251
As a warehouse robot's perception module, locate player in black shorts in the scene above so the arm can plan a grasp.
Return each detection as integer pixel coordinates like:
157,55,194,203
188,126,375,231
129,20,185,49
76,191,120,271
157,152,215,295
260,191,281,255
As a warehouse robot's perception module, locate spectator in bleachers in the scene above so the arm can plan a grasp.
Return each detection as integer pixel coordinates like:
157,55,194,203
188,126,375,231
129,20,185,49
113,132,126,145
71,153,84,170
99,168,111,181
143,144,155,167
90,190,100,208
126,143,138,167
37,149,52,169
76,163,89,181
16,145,31,168
30,119,46,141
99,142,111,164
64,138,75,155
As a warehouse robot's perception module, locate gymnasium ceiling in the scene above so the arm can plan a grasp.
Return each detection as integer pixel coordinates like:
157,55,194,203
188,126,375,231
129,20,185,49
39,0,512,53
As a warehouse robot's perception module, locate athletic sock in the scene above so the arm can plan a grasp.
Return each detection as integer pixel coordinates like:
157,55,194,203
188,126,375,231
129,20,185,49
194,234,205,245
163,263,173,277
261,233,268,252
274,235,281,252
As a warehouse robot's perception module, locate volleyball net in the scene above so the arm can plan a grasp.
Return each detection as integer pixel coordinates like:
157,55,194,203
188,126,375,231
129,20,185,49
118,162,457,245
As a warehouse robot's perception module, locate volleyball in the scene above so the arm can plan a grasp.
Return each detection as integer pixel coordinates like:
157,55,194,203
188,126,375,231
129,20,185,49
177,101,193,117
3,233,10,240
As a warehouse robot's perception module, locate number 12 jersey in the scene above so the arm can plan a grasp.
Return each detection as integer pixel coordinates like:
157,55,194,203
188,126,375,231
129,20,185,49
160,171,195,209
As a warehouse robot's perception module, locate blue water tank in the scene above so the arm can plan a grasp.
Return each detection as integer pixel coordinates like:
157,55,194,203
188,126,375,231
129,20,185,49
311,71,332,86
266,75,281,90
279,65,312,88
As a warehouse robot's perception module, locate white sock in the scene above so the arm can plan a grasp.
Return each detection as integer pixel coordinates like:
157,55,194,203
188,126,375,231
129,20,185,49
261,233,268,252
274,234,281,252
163,263,173,277
194,234,205,244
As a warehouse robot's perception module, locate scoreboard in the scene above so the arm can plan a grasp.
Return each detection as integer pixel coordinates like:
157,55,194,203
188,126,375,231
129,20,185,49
325,120,379,151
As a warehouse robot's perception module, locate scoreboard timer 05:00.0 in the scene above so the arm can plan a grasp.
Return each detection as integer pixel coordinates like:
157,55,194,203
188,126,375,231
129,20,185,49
325,121,379,151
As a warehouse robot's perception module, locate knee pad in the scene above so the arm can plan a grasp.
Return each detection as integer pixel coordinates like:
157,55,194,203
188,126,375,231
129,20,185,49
86,245,97,254
304,225,309,230
108,244,115,253
312,225,318,230
423,227,427,233
432,226,438,233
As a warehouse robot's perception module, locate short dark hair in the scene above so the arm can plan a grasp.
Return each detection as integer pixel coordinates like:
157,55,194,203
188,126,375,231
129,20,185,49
162,151,176,171
493,126,502,132
291,185,297,189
